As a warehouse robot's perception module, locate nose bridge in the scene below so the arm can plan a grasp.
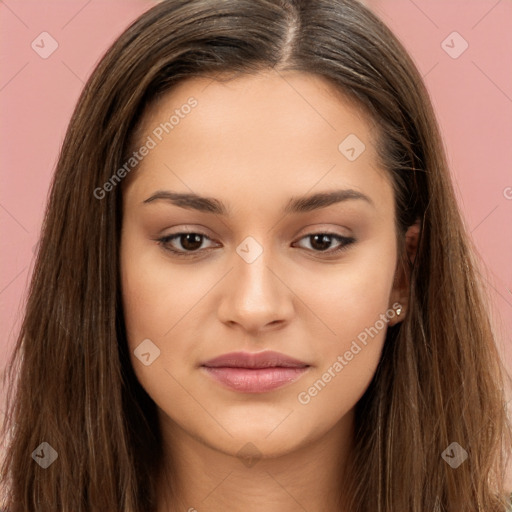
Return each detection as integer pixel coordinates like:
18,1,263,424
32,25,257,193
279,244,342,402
217,234,292,330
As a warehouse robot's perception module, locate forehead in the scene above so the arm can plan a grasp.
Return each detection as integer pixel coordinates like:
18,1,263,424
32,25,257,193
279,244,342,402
138,69,377,152
123,70,390,211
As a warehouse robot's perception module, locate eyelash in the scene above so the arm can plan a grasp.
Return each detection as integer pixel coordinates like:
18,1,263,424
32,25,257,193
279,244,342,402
156,230,356,259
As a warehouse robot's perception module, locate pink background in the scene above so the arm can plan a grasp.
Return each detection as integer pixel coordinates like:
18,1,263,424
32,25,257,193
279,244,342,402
1,0,511,419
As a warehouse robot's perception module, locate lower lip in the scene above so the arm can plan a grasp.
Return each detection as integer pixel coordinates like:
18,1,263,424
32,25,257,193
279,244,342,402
201,366,309,393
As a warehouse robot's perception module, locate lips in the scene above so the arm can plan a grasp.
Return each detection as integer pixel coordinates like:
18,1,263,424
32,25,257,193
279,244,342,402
201,350,309,369
200,351,310,393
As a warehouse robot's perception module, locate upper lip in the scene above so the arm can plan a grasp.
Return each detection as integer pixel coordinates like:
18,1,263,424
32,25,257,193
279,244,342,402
201,351,309,369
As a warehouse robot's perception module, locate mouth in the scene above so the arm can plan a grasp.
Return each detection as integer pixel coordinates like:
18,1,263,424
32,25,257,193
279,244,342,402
200,350,311,393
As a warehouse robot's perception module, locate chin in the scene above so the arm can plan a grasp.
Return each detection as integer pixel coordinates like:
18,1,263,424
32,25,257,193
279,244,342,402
209,433,303,462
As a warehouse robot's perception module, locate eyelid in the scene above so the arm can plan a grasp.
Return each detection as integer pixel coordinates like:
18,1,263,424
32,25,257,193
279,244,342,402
156,227,355,258
155,228,218,258
292,232,355,253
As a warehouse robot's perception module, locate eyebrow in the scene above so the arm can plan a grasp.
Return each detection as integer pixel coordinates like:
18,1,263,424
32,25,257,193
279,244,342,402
142,189,374,215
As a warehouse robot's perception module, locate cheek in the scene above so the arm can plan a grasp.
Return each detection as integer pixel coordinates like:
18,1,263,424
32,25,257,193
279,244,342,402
292,237,396,414
120,230,205,340
120,229,173,373
299,234,397,347
120,230,221,399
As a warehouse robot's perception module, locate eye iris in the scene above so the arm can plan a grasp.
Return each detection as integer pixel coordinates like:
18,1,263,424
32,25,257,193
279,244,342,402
310,234,333,251
180,233,203,251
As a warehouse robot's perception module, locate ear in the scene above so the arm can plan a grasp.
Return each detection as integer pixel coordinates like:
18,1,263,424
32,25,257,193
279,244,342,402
387,219,420,326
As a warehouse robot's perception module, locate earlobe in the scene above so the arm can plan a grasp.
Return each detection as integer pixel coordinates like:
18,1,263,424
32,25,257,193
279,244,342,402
388,301,404,326
388,219,421,325
387,262,408,326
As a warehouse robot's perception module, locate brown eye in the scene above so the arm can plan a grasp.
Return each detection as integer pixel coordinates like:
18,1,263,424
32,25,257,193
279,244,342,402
295,233,355,255
157,231,216,257
176,233,204,251
309,234,335,251
156,231,355,259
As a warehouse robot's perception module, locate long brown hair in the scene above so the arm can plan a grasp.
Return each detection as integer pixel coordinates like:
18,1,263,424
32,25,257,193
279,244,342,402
1,0,511,510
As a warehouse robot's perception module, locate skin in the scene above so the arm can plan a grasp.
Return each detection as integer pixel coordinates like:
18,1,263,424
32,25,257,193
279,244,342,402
120,69,416,512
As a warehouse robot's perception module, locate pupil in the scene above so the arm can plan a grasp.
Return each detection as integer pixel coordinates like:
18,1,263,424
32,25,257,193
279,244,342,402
311,234,331,251
177,234,334,252
181,233,202,250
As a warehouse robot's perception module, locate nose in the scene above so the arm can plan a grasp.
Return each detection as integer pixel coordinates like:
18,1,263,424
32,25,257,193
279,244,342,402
217,241,294,334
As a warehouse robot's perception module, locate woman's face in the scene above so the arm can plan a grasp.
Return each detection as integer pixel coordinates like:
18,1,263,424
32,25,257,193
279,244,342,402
120,70,404,459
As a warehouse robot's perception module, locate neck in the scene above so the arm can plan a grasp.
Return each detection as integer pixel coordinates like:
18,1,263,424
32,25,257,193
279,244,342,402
156,410,354,512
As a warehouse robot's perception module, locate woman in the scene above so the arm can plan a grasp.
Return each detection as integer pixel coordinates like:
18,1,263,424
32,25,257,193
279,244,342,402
1,0,511,510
